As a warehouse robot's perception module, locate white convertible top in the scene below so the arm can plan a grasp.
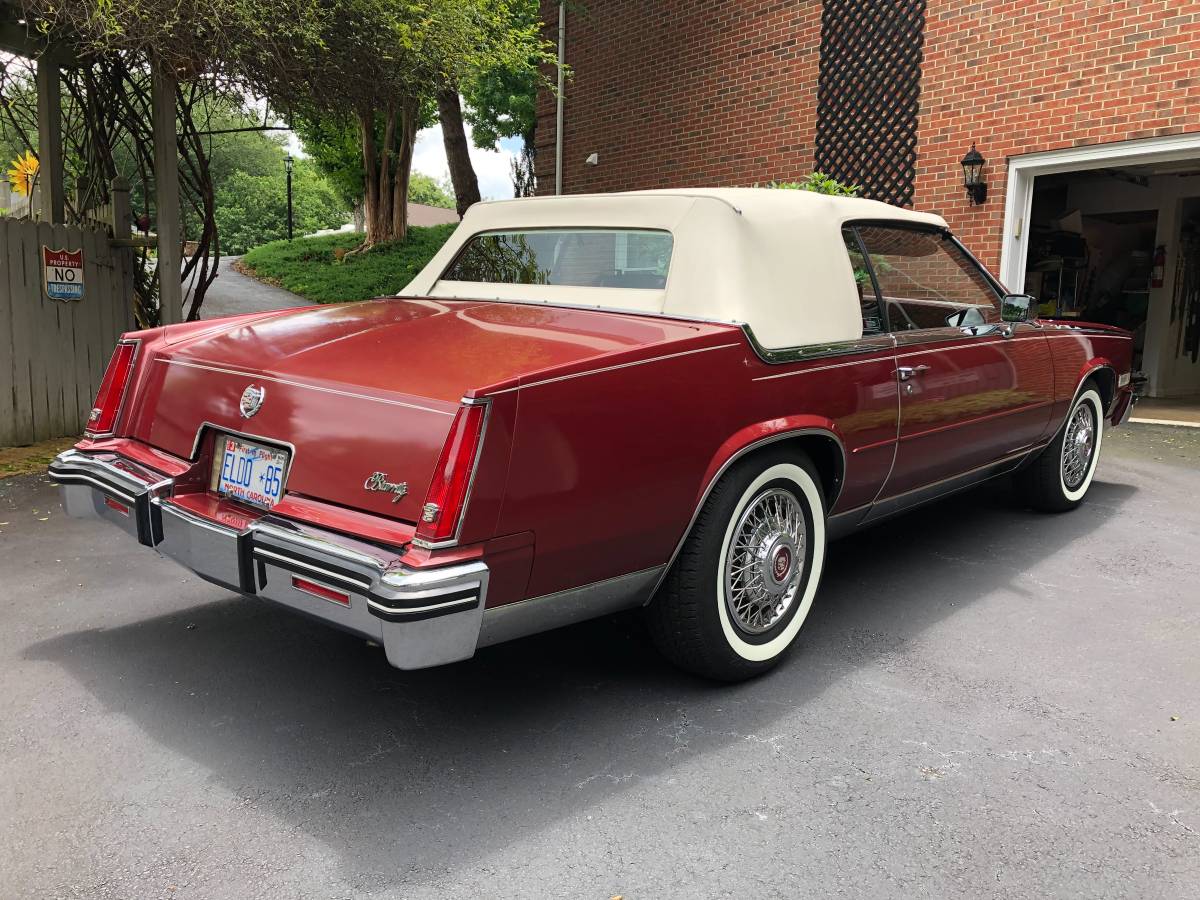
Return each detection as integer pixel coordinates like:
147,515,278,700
401,187,948,349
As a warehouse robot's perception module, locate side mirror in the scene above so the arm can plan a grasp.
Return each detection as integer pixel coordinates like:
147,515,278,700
1001,293,1037,323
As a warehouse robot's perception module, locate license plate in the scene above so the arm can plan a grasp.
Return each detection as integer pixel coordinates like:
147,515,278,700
213,435,289,509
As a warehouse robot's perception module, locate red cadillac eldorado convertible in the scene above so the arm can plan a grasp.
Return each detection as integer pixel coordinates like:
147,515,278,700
51,189,1136,680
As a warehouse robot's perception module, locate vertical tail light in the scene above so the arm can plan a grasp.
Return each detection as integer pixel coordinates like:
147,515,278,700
415,401,488,547
85,340,138,437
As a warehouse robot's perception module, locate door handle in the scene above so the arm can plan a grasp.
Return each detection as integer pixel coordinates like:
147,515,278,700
897,365,930,381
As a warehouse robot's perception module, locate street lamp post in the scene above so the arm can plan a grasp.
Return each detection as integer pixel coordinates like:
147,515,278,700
285,154,294,240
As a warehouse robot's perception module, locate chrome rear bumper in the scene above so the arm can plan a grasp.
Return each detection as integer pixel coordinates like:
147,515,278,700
1113,387,1137,427
49,449,488,670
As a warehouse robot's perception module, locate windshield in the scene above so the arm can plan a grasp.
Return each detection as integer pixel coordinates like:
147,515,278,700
441,229,673,289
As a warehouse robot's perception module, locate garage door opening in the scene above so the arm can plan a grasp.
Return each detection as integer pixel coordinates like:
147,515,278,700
1022,178,1159,371
1002,136,1200,406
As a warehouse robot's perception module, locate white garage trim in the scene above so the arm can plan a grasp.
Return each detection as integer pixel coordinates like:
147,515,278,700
999,132,1200,291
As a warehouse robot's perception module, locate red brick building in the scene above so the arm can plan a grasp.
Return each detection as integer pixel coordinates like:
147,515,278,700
536,0,1200,398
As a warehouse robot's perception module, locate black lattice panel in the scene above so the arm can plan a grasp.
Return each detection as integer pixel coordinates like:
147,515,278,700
815,0,927,207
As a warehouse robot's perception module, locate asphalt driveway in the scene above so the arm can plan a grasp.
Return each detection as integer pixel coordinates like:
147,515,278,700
199,255,304,319
0,426,1196,898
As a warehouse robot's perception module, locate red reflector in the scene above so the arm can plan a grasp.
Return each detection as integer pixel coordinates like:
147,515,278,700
86,341,138,437
291,576,351,606
103,497,130,516
415,402,487,545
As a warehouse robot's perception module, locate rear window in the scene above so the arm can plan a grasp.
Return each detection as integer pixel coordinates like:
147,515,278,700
441,229,673,289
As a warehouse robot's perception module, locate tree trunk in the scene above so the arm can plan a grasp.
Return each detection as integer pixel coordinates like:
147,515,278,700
391,96,419,242
437,89,481,217
358,107,383,246
356,101,420,248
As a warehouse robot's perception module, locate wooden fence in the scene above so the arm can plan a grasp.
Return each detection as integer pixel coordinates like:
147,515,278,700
1,215,135,445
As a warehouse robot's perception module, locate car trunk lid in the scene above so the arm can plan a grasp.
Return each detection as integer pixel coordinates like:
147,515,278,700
129,297,721,523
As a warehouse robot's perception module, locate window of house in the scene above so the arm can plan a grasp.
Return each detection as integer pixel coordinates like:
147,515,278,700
853,225,1001,332
442,229,673,289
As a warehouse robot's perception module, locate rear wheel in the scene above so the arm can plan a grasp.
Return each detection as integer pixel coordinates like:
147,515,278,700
646,448,826,681
1019,385,1104,512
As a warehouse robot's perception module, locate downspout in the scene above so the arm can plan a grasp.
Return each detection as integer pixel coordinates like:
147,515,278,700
555,1,565,195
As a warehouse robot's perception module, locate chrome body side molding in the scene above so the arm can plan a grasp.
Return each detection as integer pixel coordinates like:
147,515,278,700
741,325,896,365
478,566,664,648
862,446,1040,524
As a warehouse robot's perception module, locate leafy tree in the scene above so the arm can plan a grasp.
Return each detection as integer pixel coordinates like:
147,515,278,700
259,0,549,247
295,111,454,224
197,107,291,185
22,0,548,250
215,157,349,254
436,90,480,216
439,0,549,208
462,0,542,150
291,113,365,208
460,0,550,198
407,172,454,209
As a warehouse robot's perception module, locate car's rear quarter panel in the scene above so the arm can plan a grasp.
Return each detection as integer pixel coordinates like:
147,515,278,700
495,331,902,600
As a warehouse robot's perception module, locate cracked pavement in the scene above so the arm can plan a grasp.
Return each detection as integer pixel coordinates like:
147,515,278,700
0,424,1197,898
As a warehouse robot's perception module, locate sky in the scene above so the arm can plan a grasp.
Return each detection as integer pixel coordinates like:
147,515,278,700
411,125,521,201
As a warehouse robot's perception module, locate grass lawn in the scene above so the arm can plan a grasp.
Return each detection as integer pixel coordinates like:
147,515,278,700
237,226,456,304
0,437,77,479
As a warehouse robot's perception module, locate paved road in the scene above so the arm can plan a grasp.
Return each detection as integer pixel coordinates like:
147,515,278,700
1,426,1197,898
198,256,304,319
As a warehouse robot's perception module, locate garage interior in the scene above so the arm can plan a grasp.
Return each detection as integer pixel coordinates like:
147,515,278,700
1022,159,1200,417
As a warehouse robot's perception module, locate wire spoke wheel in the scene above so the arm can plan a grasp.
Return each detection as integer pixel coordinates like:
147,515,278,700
1061,401,1096,490
723,487,806,634
648,451,827,681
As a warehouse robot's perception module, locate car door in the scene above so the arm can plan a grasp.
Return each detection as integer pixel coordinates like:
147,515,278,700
850,223,1054,504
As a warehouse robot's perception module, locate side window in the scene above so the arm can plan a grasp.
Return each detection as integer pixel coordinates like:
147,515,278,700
853,225,1001,332
841,228,885,336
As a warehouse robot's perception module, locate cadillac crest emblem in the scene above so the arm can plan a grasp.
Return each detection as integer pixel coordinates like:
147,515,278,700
239,385,266,419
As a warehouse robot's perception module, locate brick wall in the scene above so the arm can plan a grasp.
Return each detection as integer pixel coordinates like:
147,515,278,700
537,1,1200,271
918,0,1200,269
535,0,823,194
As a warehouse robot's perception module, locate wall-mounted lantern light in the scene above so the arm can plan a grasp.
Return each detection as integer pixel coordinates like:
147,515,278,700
961,143,987,205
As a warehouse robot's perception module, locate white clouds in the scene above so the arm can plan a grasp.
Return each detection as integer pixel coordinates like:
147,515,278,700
412,123,516,201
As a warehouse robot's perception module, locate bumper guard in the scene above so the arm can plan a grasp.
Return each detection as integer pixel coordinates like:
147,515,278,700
49,449,488,670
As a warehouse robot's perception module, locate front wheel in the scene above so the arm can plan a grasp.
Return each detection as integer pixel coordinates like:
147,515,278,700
1019,385,1105,512
646,448,827,681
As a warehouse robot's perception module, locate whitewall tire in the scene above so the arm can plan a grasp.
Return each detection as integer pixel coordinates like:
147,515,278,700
646,448,827,681
1020,385,1105,512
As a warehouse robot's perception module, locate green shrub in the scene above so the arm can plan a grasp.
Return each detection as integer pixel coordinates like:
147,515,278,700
239,225,457,304
762,172,860,196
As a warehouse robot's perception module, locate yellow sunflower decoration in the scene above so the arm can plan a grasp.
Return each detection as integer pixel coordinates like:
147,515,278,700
6,150,39,197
